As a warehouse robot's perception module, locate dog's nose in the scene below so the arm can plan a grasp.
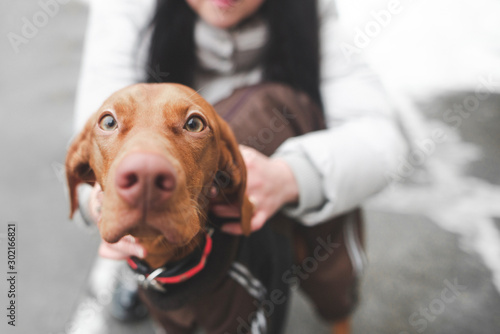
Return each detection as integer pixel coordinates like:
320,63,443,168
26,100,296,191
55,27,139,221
115,153,176,206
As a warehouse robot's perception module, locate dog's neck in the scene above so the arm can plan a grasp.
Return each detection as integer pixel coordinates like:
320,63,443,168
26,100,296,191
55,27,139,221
140,232,205,269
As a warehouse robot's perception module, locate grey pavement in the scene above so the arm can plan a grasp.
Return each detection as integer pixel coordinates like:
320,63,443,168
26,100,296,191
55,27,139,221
1,1,499,334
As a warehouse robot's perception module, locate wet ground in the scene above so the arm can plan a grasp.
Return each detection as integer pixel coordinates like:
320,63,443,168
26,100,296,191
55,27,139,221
0,1,499,333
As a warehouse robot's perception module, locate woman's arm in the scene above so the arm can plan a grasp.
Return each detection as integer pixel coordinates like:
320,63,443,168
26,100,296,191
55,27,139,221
73,0,155,131
271,0,409,225
73,0,155,258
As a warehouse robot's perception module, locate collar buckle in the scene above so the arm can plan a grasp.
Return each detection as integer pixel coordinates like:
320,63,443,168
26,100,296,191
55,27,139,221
137,267,168,293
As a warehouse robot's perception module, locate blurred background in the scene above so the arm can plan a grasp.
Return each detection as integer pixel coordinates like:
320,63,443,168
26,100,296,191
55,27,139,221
0,0,499,333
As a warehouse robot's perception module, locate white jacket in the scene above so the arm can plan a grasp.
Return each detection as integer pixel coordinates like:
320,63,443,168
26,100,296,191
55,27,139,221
74,0,408,225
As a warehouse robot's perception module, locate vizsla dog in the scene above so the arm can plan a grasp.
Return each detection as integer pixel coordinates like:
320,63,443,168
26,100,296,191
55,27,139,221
66,83,353,334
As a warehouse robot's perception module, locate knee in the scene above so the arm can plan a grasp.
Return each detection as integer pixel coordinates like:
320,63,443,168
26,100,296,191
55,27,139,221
245,82,317,110
215,82,320,119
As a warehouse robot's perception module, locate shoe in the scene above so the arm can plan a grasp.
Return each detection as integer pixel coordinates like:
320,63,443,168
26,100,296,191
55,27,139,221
109,266,149,322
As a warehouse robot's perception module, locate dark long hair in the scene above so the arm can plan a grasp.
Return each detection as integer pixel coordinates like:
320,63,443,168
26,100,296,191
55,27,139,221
147,0,322,106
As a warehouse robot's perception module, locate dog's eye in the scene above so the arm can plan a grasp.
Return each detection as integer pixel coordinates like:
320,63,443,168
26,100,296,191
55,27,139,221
99,115,118,131
184,116,205,133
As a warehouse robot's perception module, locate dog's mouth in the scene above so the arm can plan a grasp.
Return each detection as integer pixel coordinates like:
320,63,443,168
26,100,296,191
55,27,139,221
99,191,205,254
128,216,206,268
129,224,195,247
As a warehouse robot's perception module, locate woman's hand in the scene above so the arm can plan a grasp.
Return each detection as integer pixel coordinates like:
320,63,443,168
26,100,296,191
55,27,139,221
98,236,146,260
88,183,103,222
214,145,299,235
88,184,146,260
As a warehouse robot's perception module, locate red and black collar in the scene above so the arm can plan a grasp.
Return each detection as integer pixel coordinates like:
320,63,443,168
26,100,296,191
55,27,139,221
127,230,213,292
127,214,242,293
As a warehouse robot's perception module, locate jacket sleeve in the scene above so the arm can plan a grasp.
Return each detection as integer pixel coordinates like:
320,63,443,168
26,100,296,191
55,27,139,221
73,0,155,132
273,0,409,225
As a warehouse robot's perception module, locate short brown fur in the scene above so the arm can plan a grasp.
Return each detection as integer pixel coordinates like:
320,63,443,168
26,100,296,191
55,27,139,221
66,83,252,267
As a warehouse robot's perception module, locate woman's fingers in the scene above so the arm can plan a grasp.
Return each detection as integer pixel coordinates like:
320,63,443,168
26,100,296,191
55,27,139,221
210,203,240,217
98,237,146,260
89,184,103,222
220,208,267,235
215,145,299,236
221,223,243,235
250,210,267,231
98,243,129,260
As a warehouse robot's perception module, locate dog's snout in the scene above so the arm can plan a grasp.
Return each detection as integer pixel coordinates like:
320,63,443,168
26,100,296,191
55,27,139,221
115,152,176,206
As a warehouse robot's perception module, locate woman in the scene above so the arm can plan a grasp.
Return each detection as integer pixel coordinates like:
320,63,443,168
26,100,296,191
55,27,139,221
74,0,408,331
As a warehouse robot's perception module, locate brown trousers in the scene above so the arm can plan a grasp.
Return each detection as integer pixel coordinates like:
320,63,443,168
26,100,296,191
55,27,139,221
144,83,365,333
216,83,364,322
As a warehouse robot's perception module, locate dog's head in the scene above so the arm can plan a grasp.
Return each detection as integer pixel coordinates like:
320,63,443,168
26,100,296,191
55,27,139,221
66,83,252,265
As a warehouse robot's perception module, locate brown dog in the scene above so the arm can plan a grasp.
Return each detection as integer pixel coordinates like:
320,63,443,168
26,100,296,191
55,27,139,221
66,83,353,334
66,83,253,269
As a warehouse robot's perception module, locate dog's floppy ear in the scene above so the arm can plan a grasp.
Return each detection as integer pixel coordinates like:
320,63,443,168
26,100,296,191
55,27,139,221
216,119,253,236
65,119,96,218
